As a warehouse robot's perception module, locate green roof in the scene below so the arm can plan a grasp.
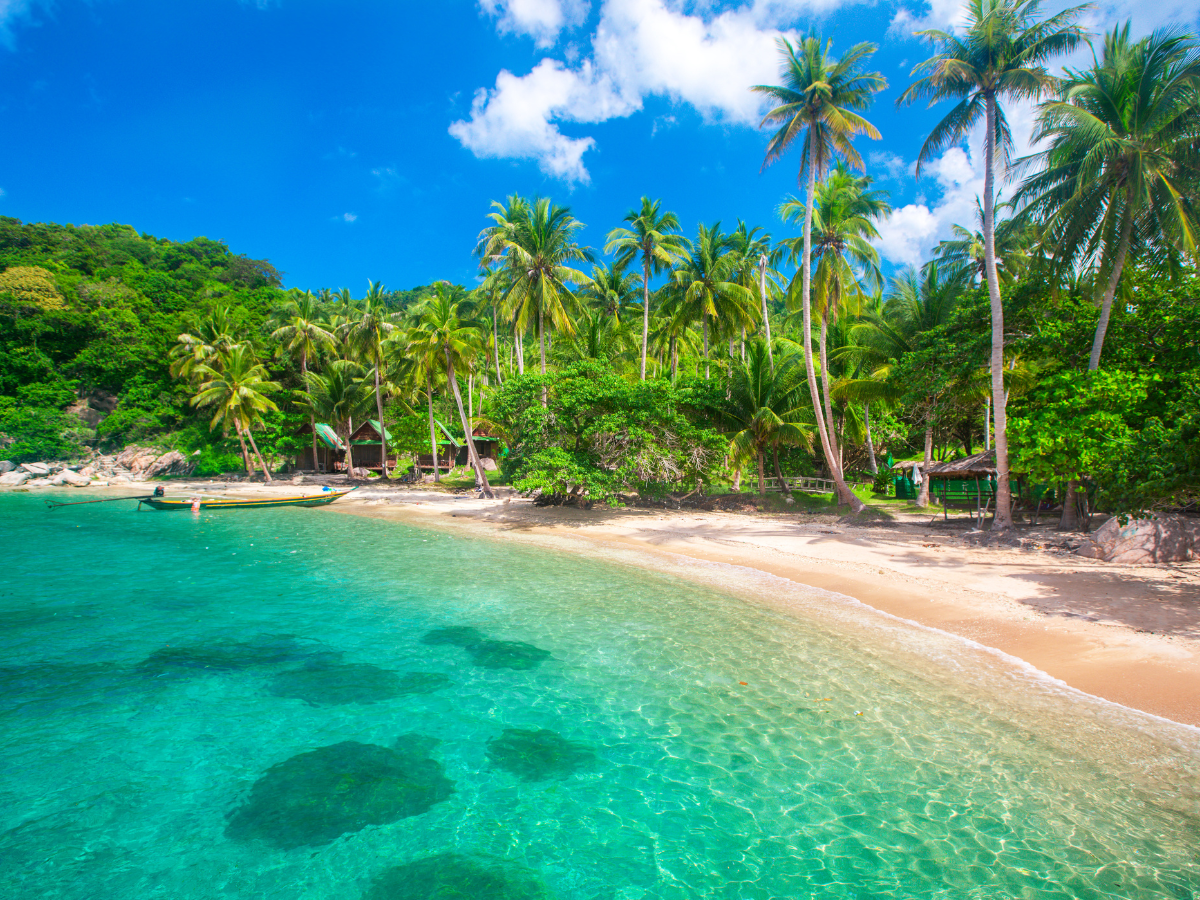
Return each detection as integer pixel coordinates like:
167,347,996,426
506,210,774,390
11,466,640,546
313,423,345,450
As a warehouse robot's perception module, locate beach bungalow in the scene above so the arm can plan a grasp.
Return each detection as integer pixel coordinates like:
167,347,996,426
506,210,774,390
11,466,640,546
414,420,458,473
295,422,346,473
348,420,399,472
455,426,501,467
927,450,999,523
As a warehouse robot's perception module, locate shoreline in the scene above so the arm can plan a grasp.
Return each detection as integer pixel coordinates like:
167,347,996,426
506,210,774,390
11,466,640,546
16,479,1200,728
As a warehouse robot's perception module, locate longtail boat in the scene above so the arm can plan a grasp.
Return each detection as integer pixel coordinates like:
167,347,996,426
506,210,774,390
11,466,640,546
138,487,356,511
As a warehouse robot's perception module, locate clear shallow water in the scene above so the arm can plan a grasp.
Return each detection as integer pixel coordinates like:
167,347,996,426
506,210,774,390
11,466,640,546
0,492,1197,900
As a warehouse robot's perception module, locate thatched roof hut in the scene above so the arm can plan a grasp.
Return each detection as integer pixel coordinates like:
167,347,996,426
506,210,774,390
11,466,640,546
927,450,997,480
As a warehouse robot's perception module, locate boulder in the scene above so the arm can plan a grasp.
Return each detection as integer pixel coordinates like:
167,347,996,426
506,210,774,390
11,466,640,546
0,471,30,486
1076,515,1200,564
57,469,92,487
143,451,193,479
25,477,52,487
19,462,50,475
115,446,160,474
350,467,372,479
480,458,499,472
0,460,14,474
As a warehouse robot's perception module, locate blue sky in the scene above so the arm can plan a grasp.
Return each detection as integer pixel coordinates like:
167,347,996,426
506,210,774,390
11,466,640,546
1,0,1197,294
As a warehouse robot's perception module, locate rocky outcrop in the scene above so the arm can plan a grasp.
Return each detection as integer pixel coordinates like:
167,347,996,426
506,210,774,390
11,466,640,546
0,460,13,474
1076,515,1200,564
0,471,30,486
19,462,50,475
52,469,92,487
142,451,193,479
115,446,160,474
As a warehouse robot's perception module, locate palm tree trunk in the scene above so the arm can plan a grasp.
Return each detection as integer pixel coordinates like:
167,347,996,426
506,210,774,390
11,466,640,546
772,447,790,499
732,466,741,492
984,394,991,451
758,255,773,372
670,335,678,381
800,135,863,512
983,93,1012,530
740,326,745,361
445,349,494,498
343,422,355,476
538,302,547,406
703,314,710,380
916,421,933,508
302,353,318,473
757,450,765,496
818,306,840,468
516,327,525,375
468,371,474,423
1059,480,1080,530
641,255,651,380
864,402,877,475
233,419,254,476
246,425,272,482
426,373,440,483
1089,197,1134,371
493,309,503,385
373,355,388,479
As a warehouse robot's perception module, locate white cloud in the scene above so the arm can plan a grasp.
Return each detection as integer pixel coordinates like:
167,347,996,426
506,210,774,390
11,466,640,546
479,0,590,46
0,186,5,198
0,0,41,49
449,58,637,184
455,0,862,182
891,0,1200,41
868,150,909,182
342,212,357,223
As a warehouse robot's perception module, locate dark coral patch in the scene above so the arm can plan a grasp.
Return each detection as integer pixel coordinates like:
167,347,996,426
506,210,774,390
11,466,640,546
268,664,405,706
225,739,453,849
469,641,550,671
364,852,552,900
396,671,451,694
421,627,483,648
486,728,597,782
140,634,336,676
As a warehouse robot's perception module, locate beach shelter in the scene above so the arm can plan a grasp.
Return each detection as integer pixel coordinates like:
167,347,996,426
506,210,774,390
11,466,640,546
295,422,345,473
348,419,399,472
927,450,998,524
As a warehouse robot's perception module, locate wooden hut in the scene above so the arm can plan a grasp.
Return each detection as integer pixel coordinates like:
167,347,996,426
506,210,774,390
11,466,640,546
348,420,399,472
927,450,998,523
414,420,458,473
295,422,345,473
455,426,501,466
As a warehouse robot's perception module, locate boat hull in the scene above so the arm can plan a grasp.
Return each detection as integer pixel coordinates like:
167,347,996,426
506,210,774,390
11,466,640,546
140,489,354,510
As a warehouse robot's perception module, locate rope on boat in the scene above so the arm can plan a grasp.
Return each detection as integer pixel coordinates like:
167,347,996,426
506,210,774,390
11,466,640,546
44,495,152,510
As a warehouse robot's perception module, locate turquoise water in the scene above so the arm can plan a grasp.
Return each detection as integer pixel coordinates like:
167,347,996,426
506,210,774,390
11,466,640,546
1,492,1197,899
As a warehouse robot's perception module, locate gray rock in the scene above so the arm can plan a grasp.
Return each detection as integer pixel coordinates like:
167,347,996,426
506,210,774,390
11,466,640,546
143,451,193,479
480,457,499,472
19,462,50,475
350,467,371,479
0,460,14,474
1076,515,1199,564
59,469,92,487
0,471,30,486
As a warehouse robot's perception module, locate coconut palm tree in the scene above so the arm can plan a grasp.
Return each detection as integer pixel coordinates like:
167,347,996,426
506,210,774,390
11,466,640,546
932,199,1031,285
300,360,373,477
192,344,280,480
780,164,890,479
343,281,396,476
728,221,776,364
395,323,448,484
271,289,334,473
753,34,885,511
726,340,814,495
1016,23,1200,371
482,196,593,401
170,306,242,385
585,262,642,328
412,284,494,497
899,0,1086,528
605,197,690,380
670,223,755,380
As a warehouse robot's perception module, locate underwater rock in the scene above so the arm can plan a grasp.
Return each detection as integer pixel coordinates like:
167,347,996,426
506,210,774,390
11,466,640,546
393,732,441,756
486,728,597,782
226,739,454,849
269,663,404,706
139,634,337,676
0,661,136,714
364,852,552,900
469,641,550,671
421,626,484,648
396,671,452,694
422,627,550,671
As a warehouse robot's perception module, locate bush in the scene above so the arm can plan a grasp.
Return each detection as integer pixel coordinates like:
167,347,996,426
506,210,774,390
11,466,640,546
0,401,85,461
511,447,620,506
192,446,245,476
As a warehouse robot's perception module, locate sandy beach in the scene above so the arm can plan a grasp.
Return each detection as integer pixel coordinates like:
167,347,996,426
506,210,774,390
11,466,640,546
30,479,1200,727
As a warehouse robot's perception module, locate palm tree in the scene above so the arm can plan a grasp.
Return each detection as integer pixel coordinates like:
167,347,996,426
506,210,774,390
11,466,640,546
899,0,1086,529
585,262,642,327
726,340,814,495
343,281,396,476
728,221,775,364
753,34,885,511
271,289,334,473
192,345,280,480
412,284,495,497
605,197,689,380
300,360,373,477
170,306,241,385
670,223,755,380
1016,23,1200,371
932,199,1031,285
780,164,890,479
396,323,448,483
482,196,593,401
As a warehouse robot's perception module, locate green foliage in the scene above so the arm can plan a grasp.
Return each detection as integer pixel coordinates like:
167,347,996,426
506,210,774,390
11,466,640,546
493,360,725,503
0,399,85,462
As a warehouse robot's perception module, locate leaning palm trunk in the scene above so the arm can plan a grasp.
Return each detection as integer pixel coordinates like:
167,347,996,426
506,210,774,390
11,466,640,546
818,307,841,470
801,134,864,512
702,314,710,380
444,350,494,498
759,255,773,372
916,421,933,508
343,422,355,476
426,374,440,483
538,302,548,406
302,352,318,473
373,360,388,479
493,312,503,385
757,451,765,495
983,94,1013,529
1089,192,1134,371
233,419,254,477
772,447,791,499
246,425,272,482
864,402,877,475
